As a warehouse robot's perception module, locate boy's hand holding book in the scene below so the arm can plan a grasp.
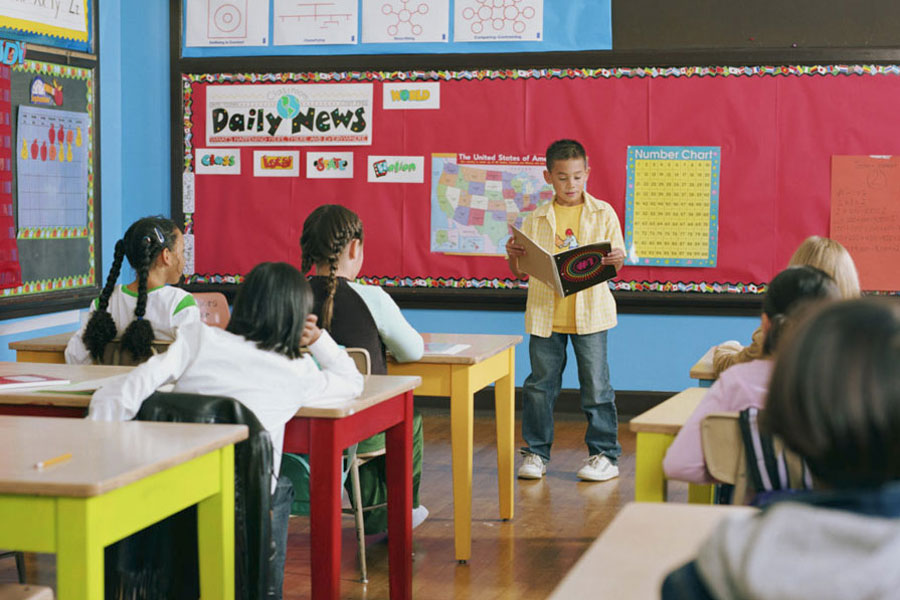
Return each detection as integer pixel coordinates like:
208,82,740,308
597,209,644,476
603,247,625,271
505,237,528,279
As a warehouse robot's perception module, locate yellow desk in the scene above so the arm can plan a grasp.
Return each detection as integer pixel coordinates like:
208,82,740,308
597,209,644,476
387,332,522,563
628,387,714,503
690,345,717,388
0,415,246,600
548,502,756,600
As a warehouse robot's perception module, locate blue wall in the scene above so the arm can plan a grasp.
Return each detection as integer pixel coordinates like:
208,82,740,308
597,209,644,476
0,1,761,391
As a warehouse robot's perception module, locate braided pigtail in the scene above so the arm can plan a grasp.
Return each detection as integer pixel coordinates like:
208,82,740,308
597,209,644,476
83,240,126,361
120,237,155,362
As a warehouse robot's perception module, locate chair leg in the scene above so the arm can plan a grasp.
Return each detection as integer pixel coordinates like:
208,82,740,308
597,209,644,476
15,551,26,583
347,446,368,583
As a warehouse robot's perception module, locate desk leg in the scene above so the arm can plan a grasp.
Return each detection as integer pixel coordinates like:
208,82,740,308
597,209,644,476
450,365,475,562
634,432,674,502
197,445,235,600
385,391,414,600
494,348,515,521
688,483,715,504
309,421,343,600
56,498,104,600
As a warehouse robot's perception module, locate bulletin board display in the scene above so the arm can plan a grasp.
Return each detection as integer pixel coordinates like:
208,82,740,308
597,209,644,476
180,64,900,295
0,1,93,53
2,59,96,298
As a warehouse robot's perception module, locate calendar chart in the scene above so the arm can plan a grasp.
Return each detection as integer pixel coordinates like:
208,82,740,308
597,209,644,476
16,106,89,229
624,146,720,267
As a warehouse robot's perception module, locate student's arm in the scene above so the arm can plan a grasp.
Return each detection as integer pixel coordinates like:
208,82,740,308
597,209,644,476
87,321,200,421
713,327,765,376
64,298,98,365
662,380,731,484
348,283,424,362
300,330,365,404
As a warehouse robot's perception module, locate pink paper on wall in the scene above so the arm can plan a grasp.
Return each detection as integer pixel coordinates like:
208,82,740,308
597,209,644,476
830,155,900,292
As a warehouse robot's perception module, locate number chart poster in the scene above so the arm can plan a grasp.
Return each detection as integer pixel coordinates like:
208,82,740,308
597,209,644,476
624,146,720,267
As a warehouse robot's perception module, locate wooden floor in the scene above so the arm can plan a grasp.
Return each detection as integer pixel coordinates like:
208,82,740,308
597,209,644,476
1,407,690,598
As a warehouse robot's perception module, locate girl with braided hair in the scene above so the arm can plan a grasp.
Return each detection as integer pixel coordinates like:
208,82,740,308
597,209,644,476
300,204,428,532
65,216,199,364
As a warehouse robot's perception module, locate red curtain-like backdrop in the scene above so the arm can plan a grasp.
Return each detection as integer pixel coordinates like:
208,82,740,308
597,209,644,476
184,67,900,293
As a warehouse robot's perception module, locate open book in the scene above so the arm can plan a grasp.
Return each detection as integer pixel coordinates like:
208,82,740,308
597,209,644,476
511,226,617,297
0,373,70,390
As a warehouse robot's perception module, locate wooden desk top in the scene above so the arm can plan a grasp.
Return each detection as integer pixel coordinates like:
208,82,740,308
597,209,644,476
0,362,420,420
391,332,522,365
689,345,717,381
0,415,247,497
628,387,707,435
548,502,756,600
7,331,75,352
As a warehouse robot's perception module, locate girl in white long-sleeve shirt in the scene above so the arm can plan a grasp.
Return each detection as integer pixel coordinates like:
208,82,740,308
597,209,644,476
89,262,363,600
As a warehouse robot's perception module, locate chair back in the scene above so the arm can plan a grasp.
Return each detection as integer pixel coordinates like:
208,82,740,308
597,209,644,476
345,347,371,375
106,392,274,600
194,292,231,328
701,412,751,503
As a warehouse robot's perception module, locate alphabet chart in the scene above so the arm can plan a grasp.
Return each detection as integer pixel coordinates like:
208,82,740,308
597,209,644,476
624,145,720,267
15,106,88,229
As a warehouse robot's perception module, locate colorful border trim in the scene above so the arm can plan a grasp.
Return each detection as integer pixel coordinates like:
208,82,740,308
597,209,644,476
182,64,900,294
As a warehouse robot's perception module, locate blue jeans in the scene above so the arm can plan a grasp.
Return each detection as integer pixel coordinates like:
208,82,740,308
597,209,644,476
521,330,621,463
269,473,294,600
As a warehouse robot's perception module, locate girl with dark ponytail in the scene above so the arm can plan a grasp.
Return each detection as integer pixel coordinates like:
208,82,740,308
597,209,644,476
300,204,429,532
662,265,842,485
65,216,200,364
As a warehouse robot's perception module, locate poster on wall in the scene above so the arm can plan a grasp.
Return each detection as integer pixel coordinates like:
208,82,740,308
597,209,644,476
205,83,373,146
830,155,900,291
453,0,543,42
624,146,720,267
362,0,449,44
185,0,270,47
16,106,89,229
0,0,90,51
430,152,553,256
273,0,358,45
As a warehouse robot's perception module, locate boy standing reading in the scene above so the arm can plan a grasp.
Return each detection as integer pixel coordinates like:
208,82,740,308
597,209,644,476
506,139,625,481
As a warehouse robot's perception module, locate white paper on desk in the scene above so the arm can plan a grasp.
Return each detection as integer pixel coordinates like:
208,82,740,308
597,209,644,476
43,376,174,394
424,342,469,355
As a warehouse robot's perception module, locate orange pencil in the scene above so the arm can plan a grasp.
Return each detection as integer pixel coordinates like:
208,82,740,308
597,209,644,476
34,452,72,470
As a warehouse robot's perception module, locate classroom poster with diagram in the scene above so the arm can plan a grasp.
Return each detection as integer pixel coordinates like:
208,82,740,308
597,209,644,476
362,0,450,43
16,106,89,228
430,152,553,255
273,0,358,45
624,146,720,267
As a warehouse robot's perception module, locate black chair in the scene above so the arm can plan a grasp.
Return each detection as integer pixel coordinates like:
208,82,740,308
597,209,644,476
0,551,25,584
104,391,275,600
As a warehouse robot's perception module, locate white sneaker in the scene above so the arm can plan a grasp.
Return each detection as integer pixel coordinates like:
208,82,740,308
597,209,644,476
517,451,547,479
412,505,429,529
576,454,619,482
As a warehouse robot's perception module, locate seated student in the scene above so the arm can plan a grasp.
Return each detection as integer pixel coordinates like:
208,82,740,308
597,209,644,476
663,266,840,484
713,235,860,376
300,203,428,532
662,298,900,600
89,261,364,600
66,216,200,364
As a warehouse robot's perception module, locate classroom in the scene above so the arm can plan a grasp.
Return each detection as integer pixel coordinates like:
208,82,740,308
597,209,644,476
1,1,900,599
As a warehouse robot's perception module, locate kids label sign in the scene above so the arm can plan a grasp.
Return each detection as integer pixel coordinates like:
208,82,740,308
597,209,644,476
253,150,299,177
205,83,373,146
367,155,424,183
195,148,241,175
306,151,354,179
382,82,440,110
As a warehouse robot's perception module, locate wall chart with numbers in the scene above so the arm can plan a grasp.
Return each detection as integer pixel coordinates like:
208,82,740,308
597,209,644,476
625,146,720,268
179,65,900,296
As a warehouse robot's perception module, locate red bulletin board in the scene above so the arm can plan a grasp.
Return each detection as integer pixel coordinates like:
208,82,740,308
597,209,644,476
180,65,900,294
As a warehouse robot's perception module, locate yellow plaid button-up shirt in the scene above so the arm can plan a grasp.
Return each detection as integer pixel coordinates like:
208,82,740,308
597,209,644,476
522,191,625,338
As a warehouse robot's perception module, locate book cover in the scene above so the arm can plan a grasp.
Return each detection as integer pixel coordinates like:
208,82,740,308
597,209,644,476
0,373,70,390
511,226,617,297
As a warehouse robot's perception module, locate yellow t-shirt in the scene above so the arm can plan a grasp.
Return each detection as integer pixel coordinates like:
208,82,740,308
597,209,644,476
551,201,583,333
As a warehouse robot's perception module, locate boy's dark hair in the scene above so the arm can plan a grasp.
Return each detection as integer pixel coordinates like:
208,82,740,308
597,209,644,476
545,139,587,172
83,216,180,363
299,204,363,329
761,265,840,355
766,298,900,488
226,262,311,359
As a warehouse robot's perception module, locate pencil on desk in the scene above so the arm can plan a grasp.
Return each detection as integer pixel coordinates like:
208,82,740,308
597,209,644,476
35,452,72,470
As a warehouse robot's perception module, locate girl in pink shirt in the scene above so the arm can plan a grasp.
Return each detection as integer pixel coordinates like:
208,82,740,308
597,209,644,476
663,266,840,484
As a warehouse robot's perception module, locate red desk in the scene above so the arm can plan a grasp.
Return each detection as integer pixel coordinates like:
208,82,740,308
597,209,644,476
0,362,420,600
